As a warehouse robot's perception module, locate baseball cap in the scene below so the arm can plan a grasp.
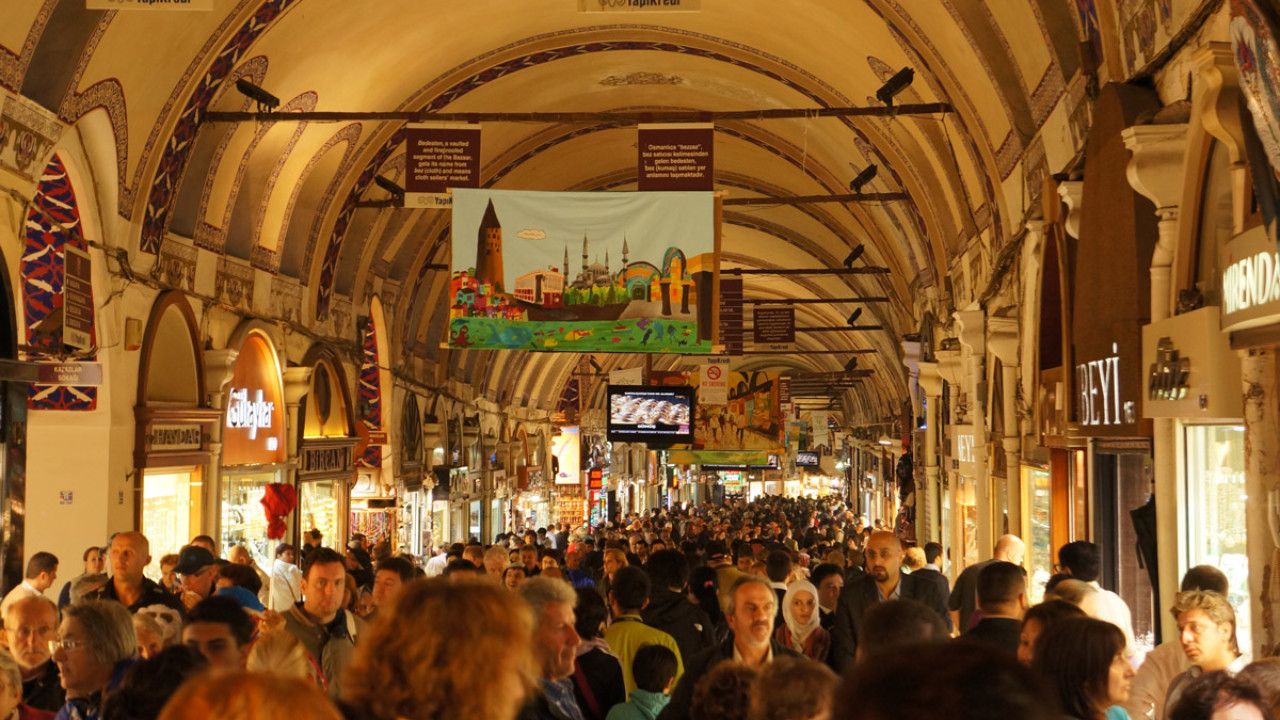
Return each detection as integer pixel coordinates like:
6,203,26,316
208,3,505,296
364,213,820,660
173,545,217,575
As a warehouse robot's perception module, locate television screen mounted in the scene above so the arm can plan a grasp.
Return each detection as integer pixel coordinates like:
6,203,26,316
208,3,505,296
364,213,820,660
607,385,694,444
795,451,820,467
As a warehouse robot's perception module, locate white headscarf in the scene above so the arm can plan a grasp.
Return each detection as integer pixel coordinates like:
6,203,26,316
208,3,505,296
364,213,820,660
782,580,821,646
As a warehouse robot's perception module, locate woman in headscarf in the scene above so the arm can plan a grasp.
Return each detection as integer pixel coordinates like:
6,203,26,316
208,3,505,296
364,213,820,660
775,580,830,663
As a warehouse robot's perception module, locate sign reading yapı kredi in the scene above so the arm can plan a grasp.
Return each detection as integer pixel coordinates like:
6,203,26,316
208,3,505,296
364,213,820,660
449,189,718,353
579,0,700,10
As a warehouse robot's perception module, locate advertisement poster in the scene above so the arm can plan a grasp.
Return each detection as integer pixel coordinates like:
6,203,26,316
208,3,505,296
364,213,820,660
551,426,581,485
652,369,782,451
449,189,718,353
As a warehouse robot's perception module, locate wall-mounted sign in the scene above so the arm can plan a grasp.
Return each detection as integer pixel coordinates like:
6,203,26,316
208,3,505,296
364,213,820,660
222,333,286,466
700,357,729,405
1075,343,1135,428
720,278,743,356
1220,225,1280,332
300,444,354,477
404,123,481,208
1143,306,1242,420
36,362,102,386
86,0,214,9
951,425,978,476
147,424,203,452
62,245,93,351
752,307,795,350
637,124,713,191
551,426,581,485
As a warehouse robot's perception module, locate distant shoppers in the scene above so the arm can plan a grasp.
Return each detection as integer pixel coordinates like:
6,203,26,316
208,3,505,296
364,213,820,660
1,553,58,621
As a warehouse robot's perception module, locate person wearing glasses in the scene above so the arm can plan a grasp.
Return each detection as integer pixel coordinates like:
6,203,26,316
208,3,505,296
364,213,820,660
50,600,136,720
2,596,62,714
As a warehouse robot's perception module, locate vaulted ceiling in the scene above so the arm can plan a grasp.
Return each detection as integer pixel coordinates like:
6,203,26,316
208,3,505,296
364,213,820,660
2,0,1087,423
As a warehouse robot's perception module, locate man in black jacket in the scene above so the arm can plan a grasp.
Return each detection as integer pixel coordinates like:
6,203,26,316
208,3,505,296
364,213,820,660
959,561,1026,657
657,576,800,720
829,531,949,670
642,550,716,663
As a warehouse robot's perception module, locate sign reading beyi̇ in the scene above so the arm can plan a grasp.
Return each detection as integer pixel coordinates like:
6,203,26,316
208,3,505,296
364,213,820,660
1221,225,1280,332
1075,342,1135,428
222,333,286,466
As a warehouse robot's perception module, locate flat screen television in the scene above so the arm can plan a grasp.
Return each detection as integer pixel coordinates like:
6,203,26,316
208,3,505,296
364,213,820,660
795,451,820,467
607,385,694,445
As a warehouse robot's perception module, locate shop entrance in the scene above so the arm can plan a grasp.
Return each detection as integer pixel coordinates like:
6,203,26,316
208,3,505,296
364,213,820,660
142,467,203,578
221,468,284,567
1093,449,1156,648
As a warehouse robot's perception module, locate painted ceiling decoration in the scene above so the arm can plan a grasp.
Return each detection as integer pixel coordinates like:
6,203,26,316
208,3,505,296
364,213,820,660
2,0,1167,425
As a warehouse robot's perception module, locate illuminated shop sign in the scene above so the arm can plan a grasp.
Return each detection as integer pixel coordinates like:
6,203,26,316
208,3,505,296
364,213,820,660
1221,226,1280,332
1076,343,1135,427
1147,338,1190,401
226,388,276,443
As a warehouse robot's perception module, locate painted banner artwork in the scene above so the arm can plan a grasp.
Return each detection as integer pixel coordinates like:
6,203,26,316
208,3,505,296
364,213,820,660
449,189,717,353
651,369,782,451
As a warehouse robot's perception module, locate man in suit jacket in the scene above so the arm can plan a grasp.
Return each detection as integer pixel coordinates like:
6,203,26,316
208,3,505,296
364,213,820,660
958,561,1026,657
657,576,800,720
911,542,952,632
829,531,949,671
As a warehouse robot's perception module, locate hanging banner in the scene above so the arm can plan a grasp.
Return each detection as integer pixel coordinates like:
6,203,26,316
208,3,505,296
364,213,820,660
700,357,729,405
752,306,795,350
652,369,782,451
404,123,480,208
637,124,714,191
449,189,718,353
551,426,582,485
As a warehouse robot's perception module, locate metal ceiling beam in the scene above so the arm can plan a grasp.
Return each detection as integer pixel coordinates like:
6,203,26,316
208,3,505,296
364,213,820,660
203,103,952,125
722,268,890,276
743,296,890,304
356,193,907,209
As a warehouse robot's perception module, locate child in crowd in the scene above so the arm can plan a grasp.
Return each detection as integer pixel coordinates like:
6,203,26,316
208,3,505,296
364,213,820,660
607,644,677,720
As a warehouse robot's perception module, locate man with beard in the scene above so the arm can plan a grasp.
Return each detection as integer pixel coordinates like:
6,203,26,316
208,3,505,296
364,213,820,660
656,576,799,720
829,530,949,671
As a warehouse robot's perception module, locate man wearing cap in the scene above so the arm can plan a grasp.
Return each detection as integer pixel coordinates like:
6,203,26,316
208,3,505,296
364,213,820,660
88,531,185,615
173,544,221,610
704,540,742,614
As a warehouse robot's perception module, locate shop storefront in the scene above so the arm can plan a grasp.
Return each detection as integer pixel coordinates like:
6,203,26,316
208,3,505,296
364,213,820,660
134,293,219,578
297,352,358,551
217,328,288,567
394,395,426,554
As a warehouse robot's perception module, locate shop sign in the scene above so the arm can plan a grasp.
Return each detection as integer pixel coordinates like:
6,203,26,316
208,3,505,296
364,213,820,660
403,123,480,208
637,124,713,191
1075,344,1135,428
579,0,700,11
226,388,276,443
35,362,102,386
720,278,744,355
147,423,203,452
300,445,354,476
1143,306,1242,419
951,425,978,476
1147,338,1190,401
62,245,93,351
1221,226,1280,332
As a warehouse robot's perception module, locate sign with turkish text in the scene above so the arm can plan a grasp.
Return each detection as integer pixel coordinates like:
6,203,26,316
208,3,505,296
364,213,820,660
1074,343,1135,429
63,245,93,351
637,124,713,191
1142,306,1242,419
719,278,744,355
752,306,795,349
36,362,101,386
147,423,203,452
404,123,480,208
951,425,977,476
579,0,700,11
300,443,355,477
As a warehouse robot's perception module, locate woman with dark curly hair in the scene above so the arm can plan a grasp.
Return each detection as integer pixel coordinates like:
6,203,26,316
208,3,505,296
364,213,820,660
1032,616,1134,720
340,577,538,720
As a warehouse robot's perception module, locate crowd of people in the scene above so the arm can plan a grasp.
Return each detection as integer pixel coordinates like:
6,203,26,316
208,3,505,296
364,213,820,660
0,495,1271,719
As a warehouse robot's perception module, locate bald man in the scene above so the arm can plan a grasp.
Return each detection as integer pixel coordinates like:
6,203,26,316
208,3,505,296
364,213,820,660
829,531,950,671
949,534,1025,635
87,531,185,615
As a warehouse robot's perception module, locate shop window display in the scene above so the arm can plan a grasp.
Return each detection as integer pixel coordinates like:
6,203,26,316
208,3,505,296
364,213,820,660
300,479,341,549
1185,425,1250,652
142,469,200,580
220,471,278,567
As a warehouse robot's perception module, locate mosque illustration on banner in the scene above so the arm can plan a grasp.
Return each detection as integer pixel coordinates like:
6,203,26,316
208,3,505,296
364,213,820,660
448,197,716,352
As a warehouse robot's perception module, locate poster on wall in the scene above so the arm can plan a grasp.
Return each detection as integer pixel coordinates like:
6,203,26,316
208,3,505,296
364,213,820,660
551,426,581,485
448,189,718,353
652,369,782,451
403,123,480,208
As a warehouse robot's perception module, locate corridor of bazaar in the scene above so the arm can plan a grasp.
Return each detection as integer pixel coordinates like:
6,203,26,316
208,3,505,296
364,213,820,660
0,0,1277,718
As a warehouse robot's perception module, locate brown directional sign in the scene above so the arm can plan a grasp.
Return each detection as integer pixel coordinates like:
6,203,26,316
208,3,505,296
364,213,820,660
719,278,743,355
752,306,795,346
63,245,93,351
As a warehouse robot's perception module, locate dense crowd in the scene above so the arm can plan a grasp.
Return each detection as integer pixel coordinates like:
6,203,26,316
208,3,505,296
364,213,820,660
0,495,1270,720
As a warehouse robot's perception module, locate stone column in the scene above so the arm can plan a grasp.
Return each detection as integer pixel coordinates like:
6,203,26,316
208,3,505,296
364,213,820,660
989,315,1022,535
202,349,239,543
918,362,944,545
1124,120,1187,643
1242,349,1280,657
283,366,313,542
937,347,966,567
955,307,992,556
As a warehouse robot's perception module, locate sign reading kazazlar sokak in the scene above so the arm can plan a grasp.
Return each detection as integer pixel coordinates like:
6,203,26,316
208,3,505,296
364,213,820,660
579,0,699,11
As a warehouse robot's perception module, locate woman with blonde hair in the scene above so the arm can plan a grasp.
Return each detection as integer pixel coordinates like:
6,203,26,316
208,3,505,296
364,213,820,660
157,671,340,720
340,576,538,720
247,627,321,685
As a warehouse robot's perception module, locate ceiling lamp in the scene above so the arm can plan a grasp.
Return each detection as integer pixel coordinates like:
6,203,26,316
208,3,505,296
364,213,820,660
234,79,280,111
876,67,915,107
